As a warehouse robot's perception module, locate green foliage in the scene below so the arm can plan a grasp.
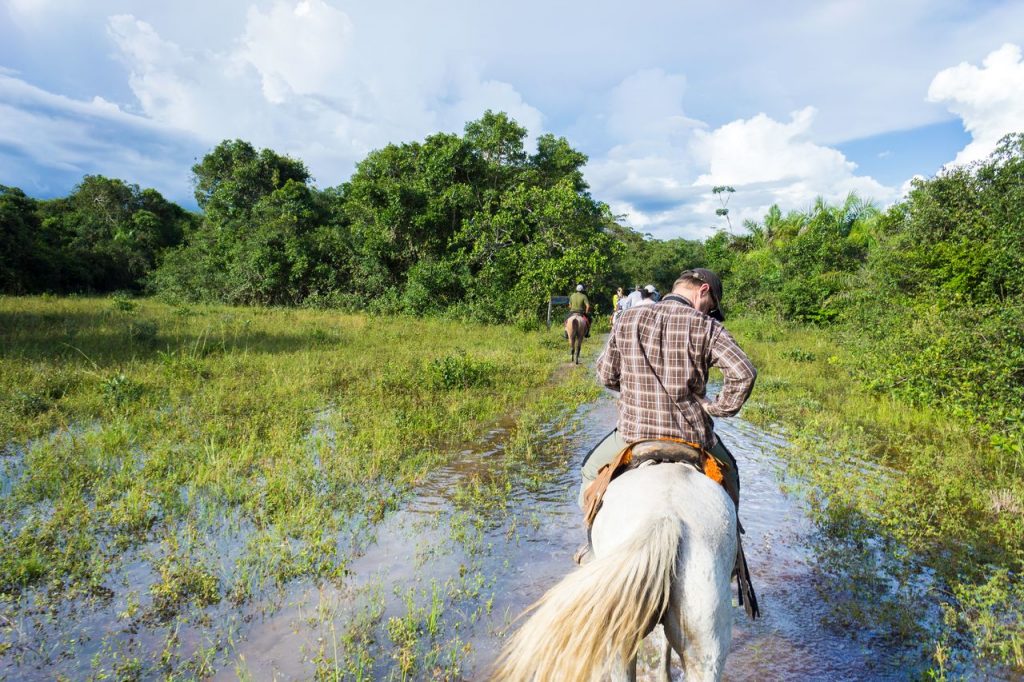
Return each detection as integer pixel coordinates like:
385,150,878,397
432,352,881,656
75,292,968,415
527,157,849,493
0,186,57,292
102,373,142,407
127,319,159,345
712,138,1024,674
867,134,1024,304
730,314,1024,676
846,301,1024,438
2,178,191,294
779,348,816,362
400,258,471,315
110,292,137,313
191,138,310,219
427,351,495,390
147,111,617,319
153,142,344,305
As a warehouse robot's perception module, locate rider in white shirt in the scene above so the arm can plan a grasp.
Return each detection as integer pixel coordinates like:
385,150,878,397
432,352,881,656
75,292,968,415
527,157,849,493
633,286,655,306
620,285,643,311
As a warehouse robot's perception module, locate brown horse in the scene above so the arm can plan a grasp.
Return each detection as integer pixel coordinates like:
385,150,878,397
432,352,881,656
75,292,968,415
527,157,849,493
564,313,587,364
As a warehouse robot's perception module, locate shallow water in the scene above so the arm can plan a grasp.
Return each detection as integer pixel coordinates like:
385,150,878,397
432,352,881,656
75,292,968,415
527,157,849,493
217,382,916,681
2,366,920,680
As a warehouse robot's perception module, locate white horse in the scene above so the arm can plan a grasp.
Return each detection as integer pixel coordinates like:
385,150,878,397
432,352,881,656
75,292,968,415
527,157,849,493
493,462,737,682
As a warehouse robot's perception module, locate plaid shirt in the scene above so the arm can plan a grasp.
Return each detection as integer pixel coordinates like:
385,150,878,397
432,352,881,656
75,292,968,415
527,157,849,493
596,294,757,447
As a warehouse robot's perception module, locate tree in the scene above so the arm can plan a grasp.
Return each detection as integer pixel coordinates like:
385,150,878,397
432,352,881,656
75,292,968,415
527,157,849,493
37,176,191,292
712,185,736,231
0,186,56,292
529,134,589,193
191,139,310,220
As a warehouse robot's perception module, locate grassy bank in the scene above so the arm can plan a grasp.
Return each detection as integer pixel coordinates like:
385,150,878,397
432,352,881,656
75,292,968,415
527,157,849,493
729,314,1024,677
0,295,599,678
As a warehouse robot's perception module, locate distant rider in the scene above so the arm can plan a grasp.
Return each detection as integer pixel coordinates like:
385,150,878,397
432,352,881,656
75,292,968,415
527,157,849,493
568,284,592,338
633,286,655,307
620,284,643,311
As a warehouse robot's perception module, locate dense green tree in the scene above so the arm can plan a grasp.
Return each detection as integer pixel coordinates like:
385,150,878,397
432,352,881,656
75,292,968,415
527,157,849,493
457,178,619,321
342,133,480,290
155,140,342,305
868,133,1024,304
529,133,589,193
0,186,56,292
191,139,310,221
35,175,191,292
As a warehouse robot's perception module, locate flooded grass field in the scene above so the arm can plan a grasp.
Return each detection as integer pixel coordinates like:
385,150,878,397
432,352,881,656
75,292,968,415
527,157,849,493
220,390,924,680
2,297,1009,680
0,296,601,679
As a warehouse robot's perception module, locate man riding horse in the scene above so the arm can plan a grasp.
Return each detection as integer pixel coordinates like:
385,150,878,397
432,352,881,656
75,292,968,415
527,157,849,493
577,268,759,616
567,283,591,338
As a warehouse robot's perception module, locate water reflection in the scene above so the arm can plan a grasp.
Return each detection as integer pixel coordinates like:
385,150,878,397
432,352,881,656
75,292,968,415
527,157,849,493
223,389,913,680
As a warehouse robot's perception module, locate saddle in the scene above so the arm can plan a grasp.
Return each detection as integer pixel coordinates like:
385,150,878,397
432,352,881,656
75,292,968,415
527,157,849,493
568,312,590,333
581,438,759,620
582,438,729,527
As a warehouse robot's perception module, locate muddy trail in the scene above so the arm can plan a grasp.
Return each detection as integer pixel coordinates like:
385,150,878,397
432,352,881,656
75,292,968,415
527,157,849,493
219,383,918,681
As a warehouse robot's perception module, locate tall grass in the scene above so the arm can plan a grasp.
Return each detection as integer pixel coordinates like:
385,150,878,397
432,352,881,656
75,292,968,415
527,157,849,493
730,314,1024,677
0,295,598,676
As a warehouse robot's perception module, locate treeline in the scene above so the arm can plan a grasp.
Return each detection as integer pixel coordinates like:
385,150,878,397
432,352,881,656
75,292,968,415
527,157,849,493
0,177,194,294
159,112,630,324
2,111,709,323
703,132,1024,447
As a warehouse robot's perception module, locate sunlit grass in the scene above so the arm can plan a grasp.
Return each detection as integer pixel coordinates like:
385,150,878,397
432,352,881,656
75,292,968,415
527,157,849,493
0,295,599,677
730,314,1024,676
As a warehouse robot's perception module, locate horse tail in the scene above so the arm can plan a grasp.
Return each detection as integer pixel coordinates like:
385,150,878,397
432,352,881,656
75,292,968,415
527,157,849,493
492,516,679,682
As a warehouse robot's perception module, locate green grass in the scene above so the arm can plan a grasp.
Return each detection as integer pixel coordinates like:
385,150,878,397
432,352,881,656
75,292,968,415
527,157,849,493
0,295,600,677
729,314,1024,677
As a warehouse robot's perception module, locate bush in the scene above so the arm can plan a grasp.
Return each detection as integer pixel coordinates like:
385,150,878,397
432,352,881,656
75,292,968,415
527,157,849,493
427,351,495,390
110,293,137,313
102,373,142,407
780,348,816,362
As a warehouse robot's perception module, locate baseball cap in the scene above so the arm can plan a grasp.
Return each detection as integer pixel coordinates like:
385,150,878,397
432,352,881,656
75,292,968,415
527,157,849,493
644,284,656,293
680,268,725,321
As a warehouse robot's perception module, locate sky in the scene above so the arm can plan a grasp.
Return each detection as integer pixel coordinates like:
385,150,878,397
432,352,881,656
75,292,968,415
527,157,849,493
1,0,1023,240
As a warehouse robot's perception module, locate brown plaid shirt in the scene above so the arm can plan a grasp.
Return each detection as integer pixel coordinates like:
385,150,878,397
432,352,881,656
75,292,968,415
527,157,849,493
596,294,757,447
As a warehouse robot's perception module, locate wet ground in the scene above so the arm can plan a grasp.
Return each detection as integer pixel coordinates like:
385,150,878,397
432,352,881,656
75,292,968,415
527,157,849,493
218,383,916,681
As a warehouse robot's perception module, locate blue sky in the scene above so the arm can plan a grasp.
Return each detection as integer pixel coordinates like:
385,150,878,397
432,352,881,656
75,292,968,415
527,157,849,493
1,0,1022,239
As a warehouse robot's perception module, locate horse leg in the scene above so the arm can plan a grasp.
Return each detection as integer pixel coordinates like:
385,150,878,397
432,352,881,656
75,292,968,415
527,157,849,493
659,607,685,682
570,319,580,363
676,562,732,681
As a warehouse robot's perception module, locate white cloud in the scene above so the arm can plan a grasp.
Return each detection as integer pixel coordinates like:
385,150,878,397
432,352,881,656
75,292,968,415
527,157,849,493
585,75,896,240
928,43,1024,165
101,5,542,188
693,108,845,186
0,73,202,201
239,0,353,104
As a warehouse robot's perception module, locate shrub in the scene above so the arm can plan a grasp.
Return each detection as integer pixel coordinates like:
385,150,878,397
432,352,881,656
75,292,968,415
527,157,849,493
102,373,142,407
427,351,495,390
